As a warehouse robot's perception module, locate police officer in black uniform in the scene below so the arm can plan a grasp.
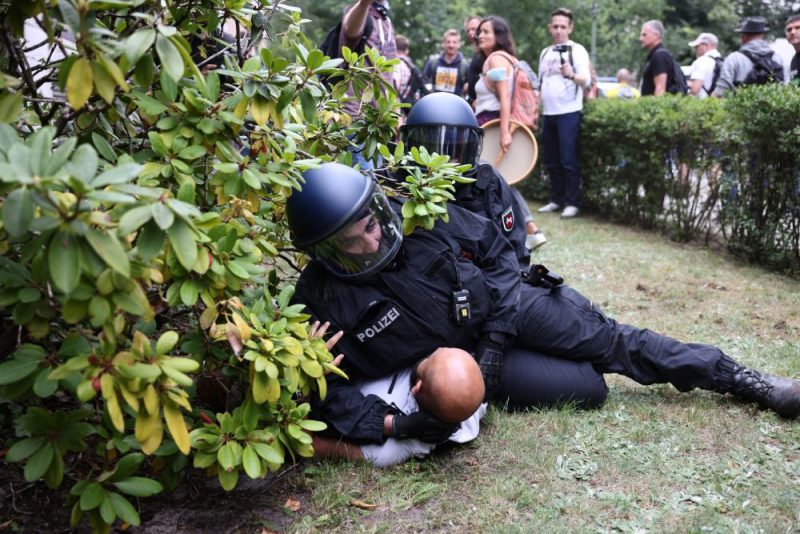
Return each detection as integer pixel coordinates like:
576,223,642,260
289,163,800,445
397,92,530,269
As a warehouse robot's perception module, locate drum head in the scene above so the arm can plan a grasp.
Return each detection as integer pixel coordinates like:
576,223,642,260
479,119,538,184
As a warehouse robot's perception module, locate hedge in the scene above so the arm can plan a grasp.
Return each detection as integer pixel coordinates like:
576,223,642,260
566,86,800,276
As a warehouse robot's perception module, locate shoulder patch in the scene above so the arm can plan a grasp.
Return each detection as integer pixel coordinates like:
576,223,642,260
501,206,514,232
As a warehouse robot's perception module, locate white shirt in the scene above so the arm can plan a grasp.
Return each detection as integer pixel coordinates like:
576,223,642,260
689,48,722,99
357,368,486,467
538,40,590,115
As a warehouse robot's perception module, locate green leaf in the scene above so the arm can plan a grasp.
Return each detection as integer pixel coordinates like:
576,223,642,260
156,34,184,83
217,441,243,472
109,492,141,526
250,442,283,464
133,92,168,115
152,202,175,230
119,204,153,235
18,287,40,303
217,467,239,491
33,367,58,397
113,477,163,497
27,127,54,178
86,229,130,277
242,445,262,479
49,229,81,294
99,496,116,525
67,144,99,183
297,419,327,432
167,219,198,271
0,357,41,385
178,145,206,160
109,453,145,482
156,331,179,355
92,163,142,187
5,436,46,462
24,443,55,482
0,93,24,124
124,29,156,65
136,220,165,260
159,70,178,101
179,279,198,306
2,188,33,239
67,58,93,110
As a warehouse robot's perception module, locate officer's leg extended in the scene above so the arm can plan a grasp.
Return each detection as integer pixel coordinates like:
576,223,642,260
513,278,800,418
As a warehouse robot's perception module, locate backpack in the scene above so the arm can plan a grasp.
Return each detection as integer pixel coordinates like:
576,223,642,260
318,17,374,87
484,51,539,128
663,50,689,95
738,49,784,86
703,55,725,96
397,56,430,111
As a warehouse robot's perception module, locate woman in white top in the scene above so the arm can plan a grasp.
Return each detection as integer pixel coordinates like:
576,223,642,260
473,16,546,250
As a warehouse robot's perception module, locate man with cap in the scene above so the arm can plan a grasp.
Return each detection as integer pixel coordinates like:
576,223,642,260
687,33,723,98
785,15,800,83
715,16,785,96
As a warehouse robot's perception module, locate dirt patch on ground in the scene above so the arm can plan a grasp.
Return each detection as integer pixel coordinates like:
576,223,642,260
0,464,310,533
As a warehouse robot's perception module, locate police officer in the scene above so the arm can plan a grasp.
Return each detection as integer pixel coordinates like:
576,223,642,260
288,163,800,445
397,92,531,269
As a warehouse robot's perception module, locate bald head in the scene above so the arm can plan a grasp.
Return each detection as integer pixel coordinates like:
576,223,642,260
412,347,485,424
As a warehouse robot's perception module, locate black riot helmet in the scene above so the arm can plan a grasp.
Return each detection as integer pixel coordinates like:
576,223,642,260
287,163,403,280
400,92,484,170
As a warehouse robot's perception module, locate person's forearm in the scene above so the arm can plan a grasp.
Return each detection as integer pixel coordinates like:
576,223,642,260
653,73,667,96
342,0,372,41
384,413,394,436
689,79,703,95
312,435,365,460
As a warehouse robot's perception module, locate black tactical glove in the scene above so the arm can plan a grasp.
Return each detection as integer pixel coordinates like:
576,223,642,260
475,332,507,401
392,411,458,444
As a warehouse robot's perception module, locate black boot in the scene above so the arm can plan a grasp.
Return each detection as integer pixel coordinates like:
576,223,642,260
730,365,800,418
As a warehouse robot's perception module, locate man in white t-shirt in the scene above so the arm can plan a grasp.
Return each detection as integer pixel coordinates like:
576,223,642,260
311,347,487,467
536,7,591,220
687,32,723,98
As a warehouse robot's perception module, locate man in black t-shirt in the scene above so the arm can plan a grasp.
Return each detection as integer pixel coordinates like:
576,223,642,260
639,20,677,95
786,15,800,83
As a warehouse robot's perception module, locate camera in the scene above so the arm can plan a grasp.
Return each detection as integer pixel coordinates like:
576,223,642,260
553,44,572,54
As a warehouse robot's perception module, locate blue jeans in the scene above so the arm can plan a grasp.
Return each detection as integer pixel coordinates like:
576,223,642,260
541,111,582,208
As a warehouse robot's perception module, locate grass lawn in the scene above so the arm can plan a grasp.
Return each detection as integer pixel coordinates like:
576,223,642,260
278,205,800,533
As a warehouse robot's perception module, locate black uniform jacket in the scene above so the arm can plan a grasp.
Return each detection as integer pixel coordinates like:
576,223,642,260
454,162,530,269
293,201,521,443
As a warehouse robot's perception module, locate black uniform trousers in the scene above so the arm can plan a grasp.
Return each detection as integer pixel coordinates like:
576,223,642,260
497,284,734,408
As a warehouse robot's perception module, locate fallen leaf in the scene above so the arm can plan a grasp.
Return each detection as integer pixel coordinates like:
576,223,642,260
284,497,301,512
350,498,378,510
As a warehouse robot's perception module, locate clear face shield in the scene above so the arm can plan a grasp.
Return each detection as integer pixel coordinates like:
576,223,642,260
401,124,484,168
306,184,403,279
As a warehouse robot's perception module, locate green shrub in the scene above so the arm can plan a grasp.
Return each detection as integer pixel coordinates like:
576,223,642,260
578,89,798,275
718,84,800,274
0,3,464,532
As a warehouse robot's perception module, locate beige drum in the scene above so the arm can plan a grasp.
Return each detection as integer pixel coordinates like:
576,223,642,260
479,119,538,184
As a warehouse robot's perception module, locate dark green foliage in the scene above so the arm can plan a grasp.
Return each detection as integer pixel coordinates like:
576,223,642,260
718,85,800,274
579,88,800,276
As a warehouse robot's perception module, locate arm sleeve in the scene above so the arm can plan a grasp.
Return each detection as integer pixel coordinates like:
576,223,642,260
443,204,521,338
651,51,673,76
314,373,393,444
714,55,737,95
573,44,592,88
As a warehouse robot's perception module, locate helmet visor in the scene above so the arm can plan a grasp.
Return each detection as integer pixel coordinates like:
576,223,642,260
401,125,483,167
306,185,403,279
